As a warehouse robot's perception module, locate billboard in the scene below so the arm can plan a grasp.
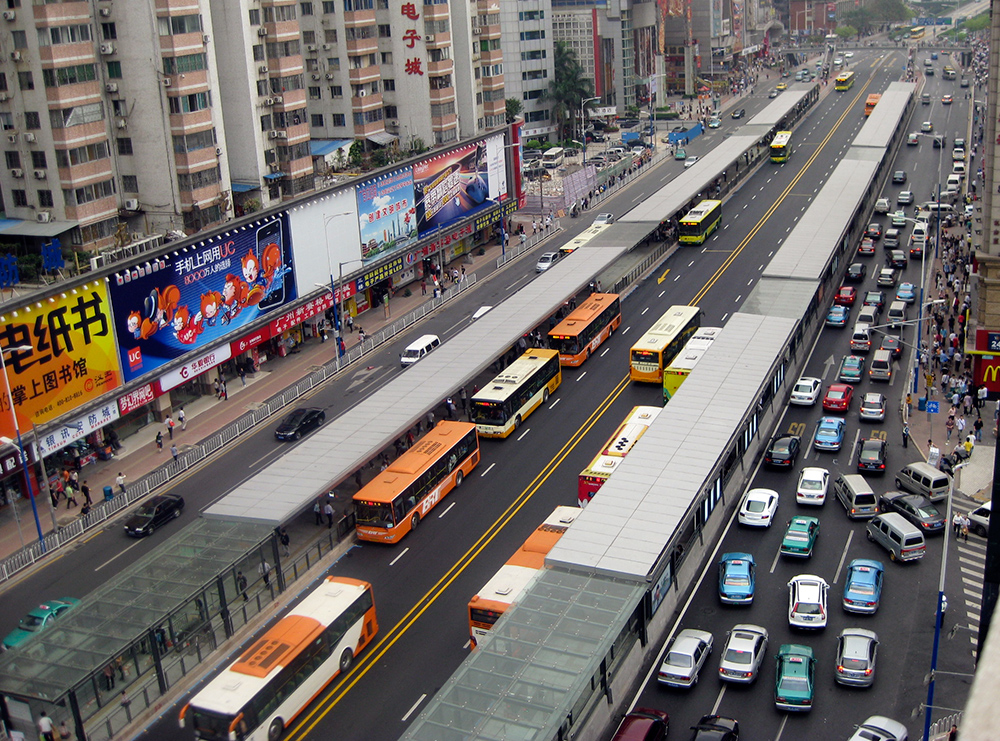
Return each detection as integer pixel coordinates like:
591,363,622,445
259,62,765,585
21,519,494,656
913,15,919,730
356,168,418,264
110,212,296,383
413,136,508,237
0,280,121,437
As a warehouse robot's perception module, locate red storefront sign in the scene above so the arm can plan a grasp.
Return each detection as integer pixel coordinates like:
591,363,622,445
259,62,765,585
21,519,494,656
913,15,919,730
117,383,159,415
269,294,336,336
973,355,1000,395
231,326,272,355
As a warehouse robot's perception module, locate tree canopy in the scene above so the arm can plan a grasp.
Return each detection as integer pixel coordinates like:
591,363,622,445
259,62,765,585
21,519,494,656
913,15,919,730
545,41,595,140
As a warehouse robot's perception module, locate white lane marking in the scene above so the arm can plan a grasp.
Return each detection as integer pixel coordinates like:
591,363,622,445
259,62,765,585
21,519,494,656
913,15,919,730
401,694,427,722
710,685,727,715
658,290,666,298
548,398,561,410
95,539,146,571
438,502,456,519
504,275,530,292
389,548,409,566
600,347,611,357
517,427,531,441
641,307,650,315
576,372,588,381
834,530,854,584
479,463,496,477
770,546,782,574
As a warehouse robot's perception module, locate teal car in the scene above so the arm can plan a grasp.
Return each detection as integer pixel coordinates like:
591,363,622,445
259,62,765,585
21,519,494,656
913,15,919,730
838,355,864,383
890,210,908,227
2,597,80,649
674,148,687,161
780,516,820,557
775,644,815,711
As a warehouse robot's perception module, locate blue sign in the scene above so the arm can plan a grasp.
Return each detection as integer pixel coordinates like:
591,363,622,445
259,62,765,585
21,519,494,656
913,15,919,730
926,401,940,414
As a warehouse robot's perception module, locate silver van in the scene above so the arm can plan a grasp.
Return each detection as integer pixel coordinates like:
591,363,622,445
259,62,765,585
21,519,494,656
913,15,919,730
851,325,872,353
869,349,893,381
883,228,900,248
866,512,926,562
400,334,441,367
858,306,879,327
894,462,951,502
968,500,991,536
886,301,907,329
834,473,879,519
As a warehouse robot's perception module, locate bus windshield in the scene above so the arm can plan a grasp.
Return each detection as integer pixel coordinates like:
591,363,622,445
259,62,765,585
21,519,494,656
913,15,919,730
470,349,562,438
628,305,701,383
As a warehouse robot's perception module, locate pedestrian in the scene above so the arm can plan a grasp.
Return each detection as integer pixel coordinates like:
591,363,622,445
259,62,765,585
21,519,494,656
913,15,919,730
446,397,457,420
426,410,435,429
258,559,271,587
974,416,983,442
165,415,174,439
239,367,247,386
358,328,367,344
421,279,427,296
237,570,248,601
946,415,955,441
961,515,970,542
81,480,91,506
953,511,963,537
120,690,131,710
956,415,966,438
59,720,70,740
906,393,912,416
279,527,290,557
171,444,179,463
459,386,468,413
65,484,78,509
104,662,115,690
221,380,228,401
116,472,127,494
178,406,186,431
323,500,335,529
320,324,328,343
313,499,323,525
347,313,354,333
155,430,163,452
37,711,56,741
948,724,958,741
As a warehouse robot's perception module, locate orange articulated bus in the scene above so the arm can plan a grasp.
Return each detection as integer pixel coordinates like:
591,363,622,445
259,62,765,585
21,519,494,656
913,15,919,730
468,505,580,647
578,406,660,505
547,293,622,367
864,93,881,116
353,421,480,543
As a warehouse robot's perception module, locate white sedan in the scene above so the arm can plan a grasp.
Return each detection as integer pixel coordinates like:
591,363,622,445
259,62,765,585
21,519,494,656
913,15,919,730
789,377,822,406
788,574,829,629
738,488,779,527
683,155,700,169
795,467,830,505
657,628,714,687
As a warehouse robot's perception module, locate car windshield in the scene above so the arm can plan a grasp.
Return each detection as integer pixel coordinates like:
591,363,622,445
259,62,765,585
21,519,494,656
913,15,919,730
915,505,940,518
773,442,790,453
724,648,752,665
18,615,45,631
778,676,810,692
861,450,881,461
283,410,307,425
786,534,809,543
666,651,693,668
794,383,812,393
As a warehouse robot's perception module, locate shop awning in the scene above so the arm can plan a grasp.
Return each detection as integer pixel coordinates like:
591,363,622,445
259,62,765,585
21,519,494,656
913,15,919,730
310,139,353,156
0,218,78,237
263,172,283,180
231,182,260,193
367,131,398,146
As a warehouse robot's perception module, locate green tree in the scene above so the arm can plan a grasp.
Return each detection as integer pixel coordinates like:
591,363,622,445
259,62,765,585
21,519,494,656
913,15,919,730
349,140,365,168
544,41,594,141
505,98,523,124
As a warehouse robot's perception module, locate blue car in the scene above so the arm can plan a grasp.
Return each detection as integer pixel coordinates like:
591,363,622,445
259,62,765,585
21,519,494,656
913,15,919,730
825,305,850,327
814,416,845,451
842,559,884,614
896,282,916,304
719,552,756,604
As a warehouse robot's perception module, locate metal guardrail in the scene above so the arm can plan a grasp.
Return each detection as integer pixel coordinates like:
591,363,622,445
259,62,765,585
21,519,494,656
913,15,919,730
496,222,561,269
0,275,478,585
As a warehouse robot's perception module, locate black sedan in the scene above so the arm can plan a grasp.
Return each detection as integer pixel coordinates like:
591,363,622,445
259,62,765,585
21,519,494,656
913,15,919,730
690,715,740,741
865,223,883,239
764,434,801,469
731,109,746,119
856,438,888,474
892,170,907,184
124,494,185,537
879,491,946,533
845,263,868,283
275,407,326,441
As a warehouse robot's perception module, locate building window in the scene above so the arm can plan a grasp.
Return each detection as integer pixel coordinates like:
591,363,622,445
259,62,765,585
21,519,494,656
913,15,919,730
107,61,122,79
42,64,97,88
100,23,117,41
6,0,21,8
72,216,120,246
260,114,272,131
330,85,342,98
38,190,52,208
11,30,26,49
172,129,215,153
310,113,324,127
17,71,33,91
30,151,46,169
24,111,40,129
303,31,316,44
322,0,336,11
253,45,265,62
168,92,211,114
63,178,115,206
382,78,395,91
121,175,138,192
0,74,6,92
343,0,373,9
328,58,341,71
523,89,543,100
4,151,19,168
117,138,133,155
380,52,392,65
378,24,391,37
301,2,314,14
331,113,346,126
176,166,221,191
308,86,321,99
324,29,337,43
37,24,92,46
156,15,202,35
248,8,260,25
56,141,110,166
519,10,544,20
262,5,297,22
11,189,26,207
163,54,207,75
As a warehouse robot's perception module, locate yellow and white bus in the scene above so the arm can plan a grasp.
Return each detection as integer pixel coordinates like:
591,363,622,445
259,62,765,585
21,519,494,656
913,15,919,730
770,131,792,163
180,576,378,741
470,348,562,438
468,506,580,647
628,305,701,383
910,26,926,41
578,406,660,505
678,199,723,244
663,327,722,403
835,71,856,91
559,222,613,255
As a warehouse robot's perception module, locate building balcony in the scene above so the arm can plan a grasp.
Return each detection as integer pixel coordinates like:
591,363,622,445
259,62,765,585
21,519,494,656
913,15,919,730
348,64,381,85
428,86,454,106
32,0,89,23
274,88,306,109
64,194,117,224
57,158,113,188
50,120,105,147
266,54,304,77
481,74,504,92
343,9,376,28
352,120,385,137
483,98,505,117
346,36,379,55
480,24,501,40
351,92,383,111
427,58,454,76
38,42,95,67
425,31,451,48
173,147,219,173
163,69,209,93
284,121,309,142
285,155,313,179
179,182,224,210
423,2,450,21
45,81,101,110
263,20,301,40
158,32,207,55
478,48,502,64
430,113,457,129
168,108,214,133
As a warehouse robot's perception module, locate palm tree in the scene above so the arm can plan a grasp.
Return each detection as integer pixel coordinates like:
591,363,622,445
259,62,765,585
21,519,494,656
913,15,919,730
545,41,595,141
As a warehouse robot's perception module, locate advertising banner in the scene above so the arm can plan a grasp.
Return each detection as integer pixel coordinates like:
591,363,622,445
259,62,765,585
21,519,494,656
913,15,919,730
269,293,335,336
413,136,508,237
37,401,120,456
0,280,120,437
356,169,418,265
157,344,232,393
109,212,296,383
117,383,159,415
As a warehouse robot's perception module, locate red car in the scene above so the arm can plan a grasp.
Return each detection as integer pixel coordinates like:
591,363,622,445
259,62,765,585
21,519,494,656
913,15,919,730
822,384,854,413
858,237,876,256
834,286,857,306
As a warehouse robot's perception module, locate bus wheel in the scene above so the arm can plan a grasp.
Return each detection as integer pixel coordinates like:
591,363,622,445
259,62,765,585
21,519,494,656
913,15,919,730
543,389,549,402
267,718,284,741
455,470,464,487
411,512,420,530
339,648,354,673
514,415,522,430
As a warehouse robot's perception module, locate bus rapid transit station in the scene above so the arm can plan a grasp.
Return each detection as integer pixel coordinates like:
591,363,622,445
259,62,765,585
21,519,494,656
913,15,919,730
0,85,824,740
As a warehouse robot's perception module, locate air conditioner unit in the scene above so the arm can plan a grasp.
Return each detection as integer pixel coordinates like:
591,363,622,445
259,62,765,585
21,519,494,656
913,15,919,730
358,89,366,97
116,119,128,129
262,96,273,106
258,65,269,74
124,199,139,210
0,94,9,102
9,168,22,178
5,134,15,143
425,35,434,43
2,11,14,21
472,28,481,35
162,78,172,87
99,7,111,17
275,131,287,139
202,34,210,44
311,74,321,81
271,95,282,104
257,27,268,36
268,130,280,139
22,132,34,143
386,119,399,128
100,43,115,55
215,146,223,156
105,83,119,93
33,169,45,179
325,73,334,80
306,45,317,52
322,44,331,50
36,211,50,223
10,52,21,62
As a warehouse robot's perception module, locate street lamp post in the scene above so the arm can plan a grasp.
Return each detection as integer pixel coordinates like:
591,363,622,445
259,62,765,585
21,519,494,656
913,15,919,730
0,345,45,551
580,97,600,165
321,211,354,334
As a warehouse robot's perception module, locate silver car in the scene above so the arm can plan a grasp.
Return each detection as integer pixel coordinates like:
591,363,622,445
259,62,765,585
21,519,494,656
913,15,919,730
848,715,908,741
718,623,768,683
835,628,879,687
657,628,714,687
535,251,560,273
859,393,886,421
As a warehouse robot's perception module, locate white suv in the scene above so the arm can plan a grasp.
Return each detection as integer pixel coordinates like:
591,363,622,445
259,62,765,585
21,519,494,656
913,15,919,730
787,575,829,629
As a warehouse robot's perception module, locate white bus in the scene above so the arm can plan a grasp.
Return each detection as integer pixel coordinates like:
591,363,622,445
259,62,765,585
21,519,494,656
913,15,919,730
180,576,378,741
541,147,565,169
470,349,562,438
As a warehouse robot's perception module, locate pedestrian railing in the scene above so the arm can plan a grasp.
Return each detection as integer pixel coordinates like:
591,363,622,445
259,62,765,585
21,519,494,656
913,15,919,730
0,274,478,584
496,221,562,269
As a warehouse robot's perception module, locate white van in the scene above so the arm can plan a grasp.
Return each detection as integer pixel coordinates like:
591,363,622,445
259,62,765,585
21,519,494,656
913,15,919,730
851,325,872,353
910,223,929,249
400,334,441,367
834,473,879,519
869,349,894,381
946,174,963,192
886,300,907,329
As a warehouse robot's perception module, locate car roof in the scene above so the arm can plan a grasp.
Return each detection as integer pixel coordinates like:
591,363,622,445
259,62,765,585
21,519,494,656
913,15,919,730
729,624,766,644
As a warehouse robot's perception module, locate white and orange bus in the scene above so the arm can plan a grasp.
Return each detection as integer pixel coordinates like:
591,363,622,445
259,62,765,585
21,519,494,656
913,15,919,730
353,421,480,543
628,305,701,383
467,505,580,647
578,406,660,505
470,349,561,438
663,327,722,403
180,576,377,741
558,222,613,256
547,293,622,366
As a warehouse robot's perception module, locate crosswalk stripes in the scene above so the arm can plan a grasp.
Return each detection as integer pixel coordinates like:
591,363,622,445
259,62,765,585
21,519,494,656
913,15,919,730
950,499,987,653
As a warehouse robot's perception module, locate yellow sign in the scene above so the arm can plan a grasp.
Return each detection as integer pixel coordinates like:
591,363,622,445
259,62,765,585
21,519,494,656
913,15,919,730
0,281,121,437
